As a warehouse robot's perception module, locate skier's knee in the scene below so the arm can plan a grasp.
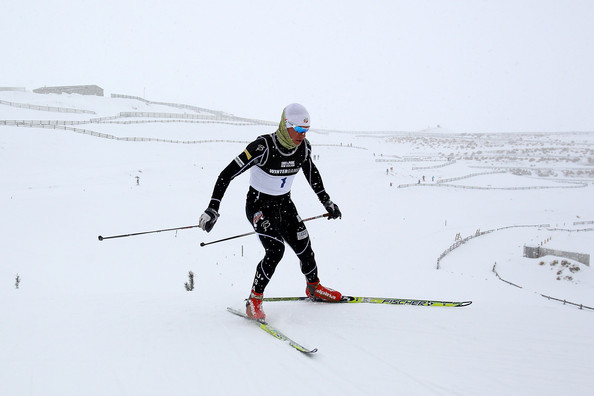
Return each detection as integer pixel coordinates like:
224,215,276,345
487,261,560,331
267,243,285,263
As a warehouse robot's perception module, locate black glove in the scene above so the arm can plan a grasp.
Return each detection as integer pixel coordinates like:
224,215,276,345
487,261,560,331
199,208,220,232
323,200,342,220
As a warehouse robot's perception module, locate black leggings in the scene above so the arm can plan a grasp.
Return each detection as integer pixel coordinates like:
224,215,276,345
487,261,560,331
245,187,319,293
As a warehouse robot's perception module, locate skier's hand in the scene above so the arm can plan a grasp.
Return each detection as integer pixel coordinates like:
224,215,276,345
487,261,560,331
199,208,220,232
323,200,342,220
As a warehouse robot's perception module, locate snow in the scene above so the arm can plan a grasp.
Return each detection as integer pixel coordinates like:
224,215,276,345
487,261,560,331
1,91,593,395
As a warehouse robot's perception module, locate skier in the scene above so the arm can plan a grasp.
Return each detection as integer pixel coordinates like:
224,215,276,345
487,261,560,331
198,103,342,320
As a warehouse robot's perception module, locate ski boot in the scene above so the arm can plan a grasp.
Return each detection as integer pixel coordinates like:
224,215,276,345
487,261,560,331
306,281,342,302
246,288,266,321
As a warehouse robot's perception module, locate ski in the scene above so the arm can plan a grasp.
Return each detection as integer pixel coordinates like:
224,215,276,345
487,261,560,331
226,307,318,354
263,295,472,307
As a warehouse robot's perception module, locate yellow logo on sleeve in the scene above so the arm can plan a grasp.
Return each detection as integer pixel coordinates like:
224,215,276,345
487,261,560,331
244,149,252,160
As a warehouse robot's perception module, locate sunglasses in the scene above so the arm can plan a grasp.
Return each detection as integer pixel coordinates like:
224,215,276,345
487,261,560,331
286,120,309,134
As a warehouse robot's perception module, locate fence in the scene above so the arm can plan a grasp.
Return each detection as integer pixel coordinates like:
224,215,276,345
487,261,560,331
0,99,95,114
492,262,522,288
8,122,250,145
1,91,436,140
437,224,552,269
110,93,276,126
439,226,594,311
119,112,226,121
493,262,594,310
574,220,594,225
2,93,367,149
1,120,88,126
412,160,456,170
540,294,594,311
436,170,505,184
398,171,587,190
111,93,224,116
1,91,272,141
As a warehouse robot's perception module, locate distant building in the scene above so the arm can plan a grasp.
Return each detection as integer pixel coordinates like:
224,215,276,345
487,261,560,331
523,245,590,266
33,85,104,96
0,87,26,92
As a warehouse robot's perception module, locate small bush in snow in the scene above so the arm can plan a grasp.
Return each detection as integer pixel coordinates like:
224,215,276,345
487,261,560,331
184,271,194,291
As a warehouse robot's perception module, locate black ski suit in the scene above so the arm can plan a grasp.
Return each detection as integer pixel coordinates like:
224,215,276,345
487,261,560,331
206,133,332,293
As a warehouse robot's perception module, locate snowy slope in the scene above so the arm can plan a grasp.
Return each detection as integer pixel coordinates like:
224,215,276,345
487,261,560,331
1,92,593,396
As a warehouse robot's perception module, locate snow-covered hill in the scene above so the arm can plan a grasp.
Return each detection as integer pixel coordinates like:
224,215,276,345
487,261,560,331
1,91,593,395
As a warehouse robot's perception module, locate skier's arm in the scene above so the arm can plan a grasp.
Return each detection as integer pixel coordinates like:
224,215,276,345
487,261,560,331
199,139,265,232
208,139,266,211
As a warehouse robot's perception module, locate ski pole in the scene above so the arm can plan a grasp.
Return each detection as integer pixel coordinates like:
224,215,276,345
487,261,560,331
98,224,199,241
200,213,329,247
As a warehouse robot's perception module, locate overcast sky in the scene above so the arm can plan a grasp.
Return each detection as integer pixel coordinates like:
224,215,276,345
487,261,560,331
2,0,593,132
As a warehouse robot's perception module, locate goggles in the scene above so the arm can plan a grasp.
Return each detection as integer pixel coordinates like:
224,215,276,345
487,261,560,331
286,120,309,134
